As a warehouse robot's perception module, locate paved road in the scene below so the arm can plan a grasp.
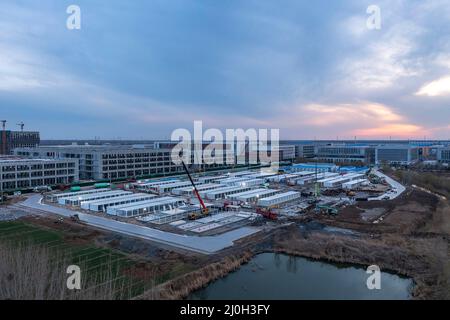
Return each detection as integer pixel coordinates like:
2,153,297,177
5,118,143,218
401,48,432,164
18,195,260,255
369,170,405,201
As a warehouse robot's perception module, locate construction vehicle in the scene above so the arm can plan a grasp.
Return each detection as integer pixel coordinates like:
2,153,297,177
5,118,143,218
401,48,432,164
181,161,209,220
346,190,356,197
315,204,338,215
256,207,278,220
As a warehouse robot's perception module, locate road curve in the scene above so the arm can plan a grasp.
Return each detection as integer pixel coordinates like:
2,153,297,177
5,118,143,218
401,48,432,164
20,195,260,255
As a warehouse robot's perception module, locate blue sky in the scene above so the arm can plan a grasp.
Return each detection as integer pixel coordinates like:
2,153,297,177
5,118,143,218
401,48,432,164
1,0,450,139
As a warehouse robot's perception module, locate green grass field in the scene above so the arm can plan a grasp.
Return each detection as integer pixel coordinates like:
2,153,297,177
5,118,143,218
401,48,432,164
0,220,155,299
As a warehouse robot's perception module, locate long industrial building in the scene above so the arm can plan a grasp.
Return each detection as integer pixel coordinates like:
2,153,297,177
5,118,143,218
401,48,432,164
375,145,419,165
203,186,253,200
171,183,222,196
108,196,185,217
81,193,157,212
47,188,111,202
60,190,132,206
227,188,279,203
257,191,301,207
296,172,340,185
315,145,375,165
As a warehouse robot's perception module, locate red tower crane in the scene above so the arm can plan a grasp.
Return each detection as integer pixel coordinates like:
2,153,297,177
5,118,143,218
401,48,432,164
181,160,209,220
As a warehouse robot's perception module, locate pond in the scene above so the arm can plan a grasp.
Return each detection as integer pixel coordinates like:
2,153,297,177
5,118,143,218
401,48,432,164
189,253,413,300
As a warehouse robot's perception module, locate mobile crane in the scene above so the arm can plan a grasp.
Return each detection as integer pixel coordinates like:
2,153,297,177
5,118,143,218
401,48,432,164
181,161,209,220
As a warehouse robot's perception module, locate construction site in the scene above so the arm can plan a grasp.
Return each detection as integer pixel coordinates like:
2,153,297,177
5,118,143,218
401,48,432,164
2,161,449,300
36,161,401,240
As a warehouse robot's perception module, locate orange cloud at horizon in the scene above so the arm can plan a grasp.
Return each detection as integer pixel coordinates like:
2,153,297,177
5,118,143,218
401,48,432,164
352,124,426,138
280,101,430,139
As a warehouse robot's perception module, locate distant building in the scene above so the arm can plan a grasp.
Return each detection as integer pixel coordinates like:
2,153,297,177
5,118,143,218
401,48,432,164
295,144,315,159
437,147,450,163
277,145,296,161
291,163,338,173
0,130,40,155
0,157,78,192
375,145,419,165
315,145,375,165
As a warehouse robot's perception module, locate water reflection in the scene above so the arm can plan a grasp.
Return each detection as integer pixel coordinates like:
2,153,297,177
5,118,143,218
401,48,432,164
189,253,412,300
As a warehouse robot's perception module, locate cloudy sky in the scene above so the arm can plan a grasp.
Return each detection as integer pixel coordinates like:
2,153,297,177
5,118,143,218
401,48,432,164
1,0,450,140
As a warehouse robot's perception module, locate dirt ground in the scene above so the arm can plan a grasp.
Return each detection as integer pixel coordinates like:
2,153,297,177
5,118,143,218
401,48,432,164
274,184,449,299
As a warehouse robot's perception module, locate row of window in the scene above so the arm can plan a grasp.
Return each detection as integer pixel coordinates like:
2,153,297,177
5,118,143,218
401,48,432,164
2,176,76,190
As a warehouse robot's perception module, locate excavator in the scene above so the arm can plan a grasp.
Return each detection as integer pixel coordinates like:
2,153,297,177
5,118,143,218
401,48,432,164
181,161,209,220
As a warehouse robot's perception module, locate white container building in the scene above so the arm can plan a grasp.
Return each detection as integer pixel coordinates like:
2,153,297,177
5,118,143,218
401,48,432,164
296,172,340,185
111,197,185,217
228,188,279,203
171,183,222,196
132,179,180,191
323,173,366,188
257,191,301,207
218,177,251,186
82,193,157,212
155,181,200,194
47,188,111,203
342,179,368,190
197,175,228,184
61,190,132,206
233,178,264,187
204,186,253,200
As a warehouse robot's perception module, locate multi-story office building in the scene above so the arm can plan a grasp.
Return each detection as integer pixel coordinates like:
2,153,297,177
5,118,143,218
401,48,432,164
15,145,184,180
295,144,315,159
315,145,375,165
437,147,450,163
0,130,40,155
375,145,419,165
277,145,296,161
0,157,78,192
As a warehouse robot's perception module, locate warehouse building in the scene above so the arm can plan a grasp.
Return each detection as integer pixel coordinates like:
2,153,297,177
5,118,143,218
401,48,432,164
315,145,375,165
227,188,279,203
132,178,180,191
203,186,253,200
321,173,366,188
437,147,450,163
155,181,201,194
257,191,301,207
375,145,419,165
47,188,111,202
81,193,157,212
197,175,228,184
296,172,340,185
0,157,78,192
295,144,315,159
218,177,251,186
61,190,132,206
110,197,185,218
291,163,338,173
171,183,222,196
342,179,368,190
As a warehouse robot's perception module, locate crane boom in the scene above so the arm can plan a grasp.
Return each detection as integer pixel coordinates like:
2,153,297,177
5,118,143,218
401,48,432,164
181,161,208,215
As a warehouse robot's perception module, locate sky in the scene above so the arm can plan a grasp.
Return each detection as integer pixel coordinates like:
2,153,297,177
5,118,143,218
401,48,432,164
1,0,450,140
